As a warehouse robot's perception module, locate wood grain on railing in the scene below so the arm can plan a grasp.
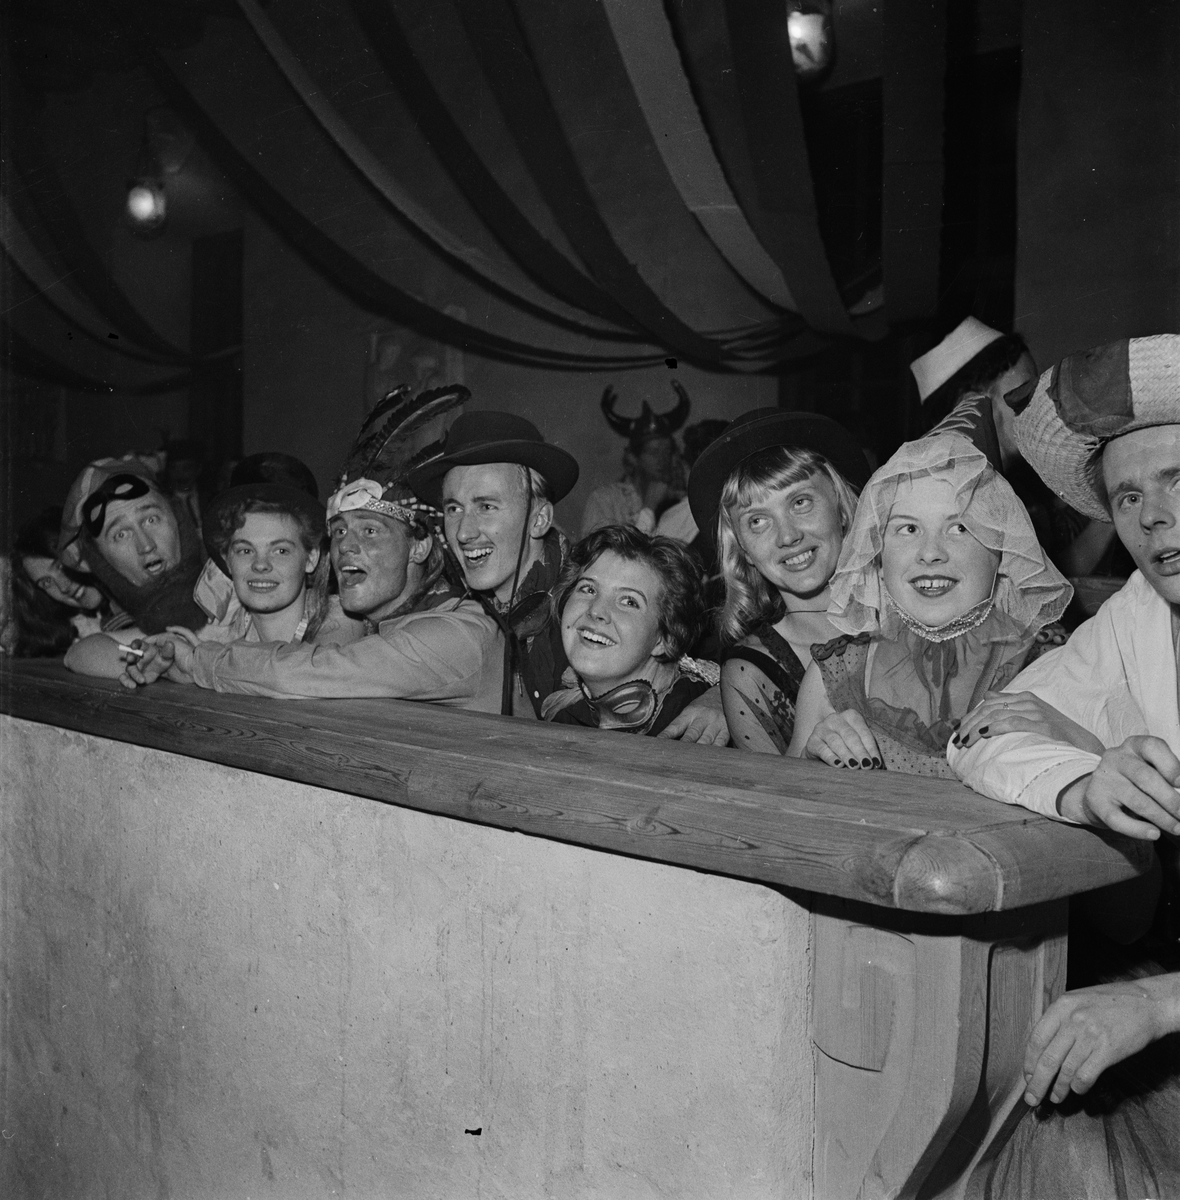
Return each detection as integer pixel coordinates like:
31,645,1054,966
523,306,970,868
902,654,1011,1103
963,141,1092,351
0,661,1148,914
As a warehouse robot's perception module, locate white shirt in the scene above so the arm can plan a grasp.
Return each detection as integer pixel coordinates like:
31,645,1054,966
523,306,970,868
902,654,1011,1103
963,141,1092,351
949,571,1179,819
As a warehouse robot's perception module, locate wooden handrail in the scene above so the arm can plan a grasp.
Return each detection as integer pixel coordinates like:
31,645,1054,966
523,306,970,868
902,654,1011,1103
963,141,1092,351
0,661,1149,914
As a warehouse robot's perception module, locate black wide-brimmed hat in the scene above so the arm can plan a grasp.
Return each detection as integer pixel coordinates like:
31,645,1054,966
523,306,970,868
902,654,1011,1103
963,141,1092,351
406,410,580,505
687,408,870,539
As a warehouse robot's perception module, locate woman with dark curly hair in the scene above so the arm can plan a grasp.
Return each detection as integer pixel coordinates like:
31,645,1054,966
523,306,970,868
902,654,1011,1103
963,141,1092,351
542,525,715,736
199,483,332,645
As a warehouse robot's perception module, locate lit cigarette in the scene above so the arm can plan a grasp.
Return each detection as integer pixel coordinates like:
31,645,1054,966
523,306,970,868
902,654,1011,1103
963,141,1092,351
117,643,145,659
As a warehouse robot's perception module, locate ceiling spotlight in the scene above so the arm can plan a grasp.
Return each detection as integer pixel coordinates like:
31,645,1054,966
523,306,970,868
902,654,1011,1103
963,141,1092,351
126,182,167,232
125,105,194,238
786,0,834,81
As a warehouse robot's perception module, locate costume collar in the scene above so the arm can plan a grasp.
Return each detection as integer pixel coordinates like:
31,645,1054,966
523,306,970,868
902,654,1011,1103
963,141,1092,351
883,586,996,644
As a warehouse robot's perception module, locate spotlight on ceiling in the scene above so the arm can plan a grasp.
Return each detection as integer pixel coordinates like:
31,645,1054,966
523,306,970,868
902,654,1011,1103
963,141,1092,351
786,0,835,81
125,105,194,238
126,182,167,232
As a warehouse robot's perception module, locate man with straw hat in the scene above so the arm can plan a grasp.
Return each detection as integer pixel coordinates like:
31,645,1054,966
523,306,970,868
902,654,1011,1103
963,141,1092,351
913,316,1121,576
949,333,1180,1200
949,334,1180,842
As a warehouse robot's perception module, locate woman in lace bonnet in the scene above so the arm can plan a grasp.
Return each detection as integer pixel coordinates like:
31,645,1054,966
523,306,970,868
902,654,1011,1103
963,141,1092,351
788,433,1072,777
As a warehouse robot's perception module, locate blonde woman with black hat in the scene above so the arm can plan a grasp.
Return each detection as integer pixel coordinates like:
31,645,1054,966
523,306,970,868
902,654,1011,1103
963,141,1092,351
687,409,870,754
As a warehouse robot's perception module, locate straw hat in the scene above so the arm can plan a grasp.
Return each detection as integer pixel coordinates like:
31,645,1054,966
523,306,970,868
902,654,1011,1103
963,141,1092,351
910,317,1004,402
1013,334,1180,521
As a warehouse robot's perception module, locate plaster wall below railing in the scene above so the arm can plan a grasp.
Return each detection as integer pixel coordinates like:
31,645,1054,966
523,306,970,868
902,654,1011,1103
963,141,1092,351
1,717,813,1199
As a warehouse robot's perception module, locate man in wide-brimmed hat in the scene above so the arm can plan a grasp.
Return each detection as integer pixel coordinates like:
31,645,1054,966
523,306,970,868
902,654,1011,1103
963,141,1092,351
408,410,728,743
950,334,1180,842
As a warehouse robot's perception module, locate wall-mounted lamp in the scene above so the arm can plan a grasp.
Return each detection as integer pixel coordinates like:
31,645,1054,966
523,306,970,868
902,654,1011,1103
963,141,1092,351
125,106,195,237
785,0,835,81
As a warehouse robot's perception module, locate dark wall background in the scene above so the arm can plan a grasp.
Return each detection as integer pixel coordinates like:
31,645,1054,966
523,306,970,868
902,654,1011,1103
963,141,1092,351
1015,0,1180,368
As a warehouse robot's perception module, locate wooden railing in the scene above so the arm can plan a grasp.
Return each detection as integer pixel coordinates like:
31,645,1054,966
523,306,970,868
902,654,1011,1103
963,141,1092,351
0,661,1147,914
0,661,1153,1199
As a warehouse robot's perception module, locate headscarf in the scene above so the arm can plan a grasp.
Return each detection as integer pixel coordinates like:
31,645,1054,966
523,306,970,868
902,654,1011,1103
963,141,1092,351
821,434,1071,743
829,434,1071,641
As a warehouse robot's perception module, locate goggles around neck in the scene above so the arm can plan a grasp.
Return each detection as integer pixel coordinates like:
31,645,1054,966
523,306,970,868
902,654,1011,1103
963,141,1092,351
82,474,153,537
581,677,661,733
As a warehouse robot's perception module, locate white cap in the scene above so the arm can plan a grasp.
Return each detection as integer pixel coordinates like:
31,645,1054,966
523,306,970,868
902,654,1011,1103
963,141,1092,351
910,317,1005,403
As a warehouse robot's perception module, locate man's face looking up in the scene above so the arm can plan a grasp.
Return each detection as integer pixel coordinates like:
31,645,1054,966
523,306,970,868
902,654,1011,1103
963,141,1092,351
443,463,551,605
1103,424,1180,606
329,509,425,622
98,493,182,587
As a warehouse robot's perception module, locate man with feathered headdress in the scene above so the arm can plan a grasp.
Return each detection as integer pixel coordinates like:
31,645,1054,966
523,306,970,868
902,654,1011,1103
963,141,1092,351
128,386,506,712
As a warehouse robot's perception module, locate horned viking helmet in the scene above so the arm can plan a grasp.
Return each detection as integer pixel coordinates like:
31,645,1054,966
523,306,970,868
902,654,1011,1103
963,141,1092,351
600,381,691,446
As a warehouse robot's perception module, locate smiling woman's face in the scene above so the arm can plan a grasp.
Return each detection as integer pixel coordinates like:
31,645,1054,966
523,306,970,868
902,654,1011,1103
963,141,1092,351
228,512,318,616
21,555,103,611
731,471,845,605
880,476,999,626
561,550,668,695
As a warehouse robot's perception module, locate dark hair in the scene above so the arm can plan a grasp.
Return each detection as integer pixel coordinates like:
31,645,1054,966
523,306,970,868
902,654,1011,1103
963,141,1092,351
10,508,98,658
206,497,323,562
208,496,331,636
552,525,705,662
918,333,1031,433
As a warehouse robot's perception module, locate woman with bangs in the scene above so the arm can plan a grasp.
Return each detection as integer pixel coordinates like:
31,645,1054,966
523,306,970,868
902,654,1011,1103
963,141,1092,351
686,410,871,753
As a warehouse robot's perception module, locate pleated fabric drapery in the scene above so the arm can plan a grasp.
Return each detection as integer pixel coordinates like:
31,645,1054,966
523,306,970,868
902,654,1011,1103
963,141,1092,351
7,0,953,392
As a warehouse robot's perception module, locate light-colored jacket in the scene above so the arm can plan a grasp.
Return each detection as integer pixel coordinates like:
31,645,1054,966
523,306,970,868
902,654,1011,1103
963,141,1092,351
189,596,504,713
948,571,1179,819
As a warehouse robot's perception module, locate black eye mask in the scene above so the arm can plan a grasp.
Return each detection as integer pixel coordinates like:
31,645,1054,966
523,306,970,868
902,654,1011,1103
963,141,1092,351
83,474,152,537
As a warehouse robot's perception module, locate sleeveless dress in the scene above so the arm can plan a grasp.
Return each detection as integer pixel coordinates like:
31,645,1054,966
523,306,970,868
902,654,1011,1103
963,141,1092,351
721,622,807,754
812,611,1035,777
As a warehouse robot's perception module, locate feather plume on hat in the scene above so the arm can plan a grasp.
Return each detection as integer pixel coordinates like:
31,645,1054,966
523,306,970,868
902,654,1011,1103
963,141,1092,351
328,384,469,524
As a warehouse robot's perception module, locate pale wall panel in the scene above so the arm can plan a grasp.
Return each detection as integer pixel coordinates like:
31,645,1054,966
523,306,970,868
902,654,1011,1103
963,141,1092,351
1,717,812,1199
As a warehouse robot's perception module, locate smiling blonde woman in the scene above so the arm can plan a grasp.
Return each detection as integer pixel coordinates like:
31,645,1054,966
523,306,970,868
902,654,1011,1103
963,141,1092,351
686,408,869,754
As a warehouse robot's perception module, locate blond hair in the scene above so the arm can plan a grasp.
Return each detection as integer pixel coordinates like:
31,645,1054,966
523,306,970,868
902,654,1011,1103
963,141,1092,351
717,447,859,645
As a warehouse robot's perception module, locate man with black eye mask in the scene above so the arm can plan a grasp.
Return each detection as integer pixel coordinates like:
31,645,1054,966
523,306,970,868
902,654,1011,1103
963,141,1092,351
59,456,211,678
